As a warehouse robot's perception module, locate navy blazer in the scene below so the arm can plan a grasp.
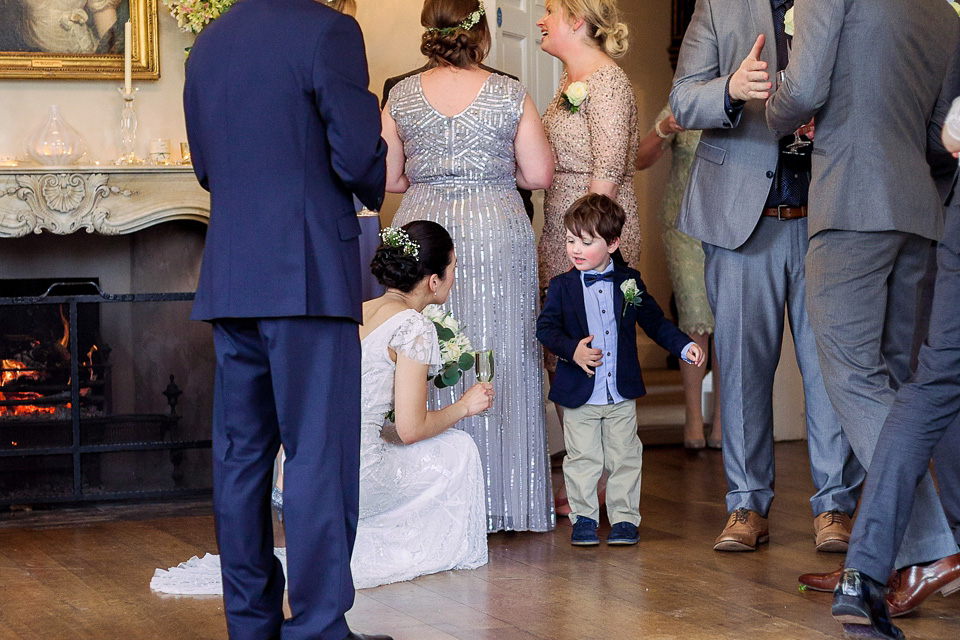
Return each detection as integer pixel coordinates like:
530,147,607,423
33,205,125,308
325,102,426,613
184,0,386,322
537,264,692,409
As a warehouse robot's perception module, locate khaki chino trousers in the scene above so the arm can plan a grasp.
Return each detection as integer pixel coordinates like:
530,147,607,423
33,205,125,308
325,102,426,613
562,399,642,526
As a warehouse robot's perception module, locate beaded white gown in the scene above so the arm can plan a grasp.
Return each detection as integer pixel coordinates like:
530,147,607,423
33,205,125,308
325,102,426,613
388,72,555,532
151,310,488,593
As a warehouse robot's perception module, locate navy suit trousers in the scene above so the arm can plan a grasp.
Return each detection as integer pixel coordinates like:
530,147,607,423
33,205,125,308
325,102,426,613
212,317,360,640
846,204,960,583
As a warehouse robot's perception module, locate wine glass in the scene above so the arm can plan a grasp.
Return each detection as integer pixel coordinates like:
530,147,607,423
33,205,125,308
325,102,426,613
777,71,812,156
474,348,495,417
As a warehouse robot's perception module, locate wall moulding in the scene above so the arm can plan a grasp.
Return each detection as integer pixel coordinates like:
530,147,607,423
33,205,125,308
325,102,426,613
0,165,208,238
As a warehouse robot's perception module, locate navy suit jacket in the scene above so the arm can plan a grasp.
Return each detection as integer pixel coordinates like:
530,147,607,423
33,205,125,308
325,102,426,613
184,0,386,322
537,264,692,409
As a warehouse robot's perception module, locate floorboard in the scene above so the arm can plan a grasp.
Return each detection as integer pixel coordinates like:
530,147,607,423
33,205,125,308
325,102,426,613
0,442,957,640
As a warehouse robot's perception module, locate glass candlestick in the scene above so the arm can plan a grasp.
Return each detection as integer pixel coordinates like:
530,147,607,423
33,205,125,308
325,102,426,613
116,87,143,165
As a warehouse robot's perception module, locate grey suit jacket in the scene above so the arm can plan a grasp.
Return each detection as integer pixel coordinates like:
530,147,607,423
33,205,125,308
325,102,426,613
766,0,960,241
670,0,783,251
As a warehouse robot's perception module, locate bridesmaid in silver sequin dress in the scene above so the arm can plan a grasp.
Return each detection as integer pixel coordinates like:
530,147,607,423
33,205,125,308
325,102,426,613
381,0,555,532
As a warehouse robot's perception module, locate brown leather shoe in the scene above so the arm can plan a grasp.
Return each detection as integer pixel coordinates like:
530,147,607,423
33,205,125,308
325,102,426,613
887,552,960,617
814,510,853,553
713,508,769,551
799,564,845,592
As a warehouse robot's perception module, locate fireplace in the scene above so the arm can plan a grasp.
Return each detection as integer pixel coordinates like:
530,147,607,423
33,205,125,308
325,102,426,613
0,166,214,507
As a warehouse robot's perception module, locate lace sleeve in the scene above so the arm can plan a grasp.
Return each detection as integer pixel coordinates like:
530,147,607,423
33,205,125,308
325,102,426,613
587,68,636,184
389,312,442,375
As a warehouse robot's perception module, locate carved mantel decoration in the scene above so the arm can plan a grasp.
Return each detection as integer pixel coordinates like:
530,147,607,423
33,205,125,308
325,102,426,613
0,166,209,238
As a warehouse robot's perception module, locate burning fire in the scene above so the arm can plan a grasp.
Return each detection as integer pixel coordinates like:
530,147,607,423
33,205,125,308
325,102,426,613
0,359,56,418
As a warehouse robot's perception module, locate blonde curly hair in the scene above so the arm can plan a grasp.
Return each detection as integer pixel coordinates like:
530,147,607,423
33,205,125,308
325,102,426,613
553,0,629,58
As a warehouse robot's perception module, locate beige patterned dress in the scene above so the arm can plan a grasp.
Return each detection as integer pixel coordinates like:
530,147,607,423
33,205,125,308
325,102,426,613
653,105,714,336
538,64,639,368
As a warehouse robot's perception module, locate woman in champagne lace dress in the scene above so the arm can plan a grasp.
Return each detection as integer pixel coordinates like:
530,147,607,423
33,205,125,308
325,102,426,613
383,0,556,532
151,221,494,592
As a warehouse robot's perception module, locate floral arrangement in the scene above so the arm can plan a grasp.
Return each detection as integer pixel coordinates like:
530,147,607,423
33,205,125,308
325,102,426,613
422,305,475,388
620,278,643,319
426,0,485,35
561,82,588,114
163,0,238,35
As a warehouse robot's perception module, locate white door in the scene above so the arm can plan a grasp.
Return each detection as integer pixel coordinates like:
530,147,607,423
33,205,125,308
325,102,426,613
490,1,562,112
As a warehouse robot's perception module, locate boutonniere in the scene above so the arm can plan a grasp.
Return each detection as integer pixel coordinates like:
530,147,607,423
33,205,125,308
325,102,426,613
783,6,794,37
620,278,643,319
561,82,588,114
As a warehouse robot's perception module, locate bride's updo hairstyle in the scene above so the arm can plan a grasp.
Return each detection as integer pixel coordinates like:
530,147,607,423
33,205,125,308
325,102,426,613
370,220,455,293
557,0,629,58
421,0,491,69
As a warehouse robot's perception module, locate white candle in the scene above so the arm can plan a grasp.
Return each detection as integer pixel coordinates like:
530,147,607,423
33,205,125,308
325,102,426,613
124,21,132,94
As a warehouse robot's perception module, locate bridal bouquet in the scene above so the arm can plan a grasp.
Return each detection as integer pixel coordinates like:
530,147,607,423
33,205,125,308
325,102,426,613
422,305,475,388
164,0,238,34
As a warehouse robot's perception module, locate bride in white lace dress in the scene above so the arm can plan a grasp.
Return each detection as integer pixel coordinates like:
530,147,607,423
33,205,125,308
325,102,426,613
152,221,493,593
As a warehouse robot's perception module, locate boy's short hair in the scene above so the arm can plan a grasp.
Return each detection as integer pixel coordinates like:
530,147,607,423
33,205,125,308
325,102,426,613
562,193,626,244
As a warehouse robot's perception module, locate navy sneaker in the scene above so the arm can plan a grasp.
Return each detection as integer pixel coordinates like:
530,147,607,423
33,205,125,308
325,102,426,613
607,522,639,545
571,517,600,546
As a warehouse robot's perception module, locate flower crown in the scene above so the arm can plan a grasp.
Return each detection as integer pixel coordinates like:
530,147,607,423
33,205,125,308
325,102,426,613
380,226,420,259
424,0,485,35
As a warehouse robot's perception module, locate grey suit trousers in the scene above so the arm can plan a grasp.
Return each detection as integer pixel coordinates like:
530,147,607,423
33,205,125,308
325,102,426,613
843,206,960,582
704,217,863,517
806,228,958,570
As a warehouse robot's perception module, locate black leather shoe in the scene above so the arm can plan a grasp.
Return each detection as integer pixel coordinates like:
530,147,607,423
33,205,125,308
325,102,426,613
345,633,393,640
832,569,904,639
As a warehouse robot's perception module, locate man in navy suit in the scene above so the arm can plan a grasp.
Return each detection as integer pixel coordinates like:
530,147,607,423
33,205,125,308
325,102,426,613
537,194,703,547
183,1,388,638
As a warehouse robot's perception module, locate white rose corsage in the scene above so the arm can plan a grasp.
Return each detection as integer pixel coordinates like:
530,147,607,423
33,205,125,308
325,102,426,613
620,278,643,319
783,6,794,37
422,305,475,388
561,81,588,114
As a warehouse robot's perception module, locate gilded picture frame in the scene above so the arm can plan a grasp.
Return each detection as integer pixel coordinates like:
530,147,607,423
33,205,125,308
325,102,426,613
0,0,159,80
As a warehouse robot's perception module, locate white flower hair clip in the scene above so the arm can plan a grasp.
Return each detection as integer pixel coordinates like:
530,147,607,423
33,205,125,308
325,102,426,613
380,226,420,259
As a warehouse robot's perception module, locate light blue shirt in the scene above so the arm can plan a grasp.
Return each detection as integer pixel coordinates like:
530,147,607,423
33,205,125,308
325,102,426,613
580,263,625,406
580,264,697,407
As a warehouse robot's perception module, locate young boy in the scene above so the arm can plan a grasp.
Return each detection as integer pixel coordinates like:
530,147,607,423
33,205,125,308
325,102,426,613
537,194,705,546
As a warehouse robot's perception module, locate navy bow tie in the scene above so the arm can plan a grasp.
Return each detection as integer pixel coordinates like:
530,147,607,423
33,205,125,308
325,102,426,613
583,271,613,287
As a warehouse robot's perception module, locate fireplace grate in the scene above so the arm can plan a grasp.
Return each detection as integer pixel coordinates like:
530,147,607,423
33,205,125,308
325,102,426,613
0,282,212,505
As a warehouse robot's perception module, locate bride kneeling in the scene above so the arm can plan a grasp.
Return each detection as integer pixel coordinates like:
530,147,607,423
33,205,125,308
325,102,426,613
152,220,493,593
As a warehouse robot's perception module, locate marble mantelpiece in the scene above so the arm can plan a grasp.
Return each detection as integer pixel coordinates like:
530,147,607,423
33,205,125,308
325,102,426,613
0,165,209,238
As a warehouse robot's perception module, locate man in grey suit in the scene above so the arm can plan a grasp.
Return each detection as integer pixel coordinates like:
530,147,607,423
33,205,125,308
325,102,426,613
766,0,960,630
671,0,863,553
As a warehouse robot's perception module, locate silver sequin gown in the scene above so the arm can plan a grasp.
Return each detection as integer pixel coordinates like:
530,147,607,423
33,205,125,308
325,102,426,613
389,73,555,532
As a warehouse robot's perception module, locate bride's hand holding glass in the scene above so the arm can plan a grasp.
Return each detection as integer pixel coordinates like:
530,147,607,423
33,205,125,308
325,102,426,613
458,382,494,418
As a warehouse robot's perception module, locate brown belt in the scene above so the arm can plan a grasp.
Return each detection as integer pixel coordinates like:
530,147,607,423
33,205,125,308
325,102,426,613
762,205,808,220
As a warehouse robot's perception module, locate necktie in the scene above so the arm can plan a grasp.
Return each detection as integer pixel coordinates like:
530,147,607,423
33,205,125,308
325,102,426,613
583,272,613,287
773,0,792,72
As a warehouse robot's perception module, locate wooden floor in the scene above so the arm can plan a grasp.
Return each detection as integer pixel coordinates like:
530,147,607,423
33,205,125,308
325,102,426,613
2,442,958,640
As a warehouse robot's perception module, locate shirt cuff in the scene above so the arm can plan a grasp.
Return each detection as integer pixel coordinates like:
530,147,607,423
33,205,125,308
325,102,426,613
680,341,697,365
724,76,745,117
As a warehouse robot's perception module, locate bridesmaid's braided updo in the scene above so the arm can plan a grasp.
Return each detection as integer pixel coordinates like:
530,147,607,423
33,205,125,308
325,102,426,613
420,0,491,69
